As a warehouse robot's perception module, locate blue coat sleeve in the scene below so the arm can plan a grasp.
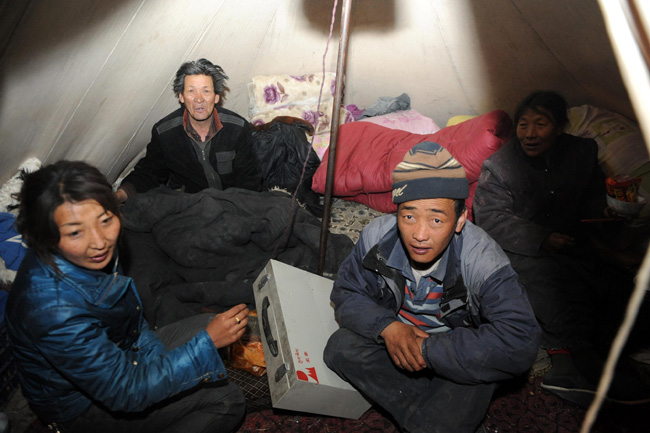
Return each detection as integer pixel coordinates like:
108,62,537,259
26,302,226,412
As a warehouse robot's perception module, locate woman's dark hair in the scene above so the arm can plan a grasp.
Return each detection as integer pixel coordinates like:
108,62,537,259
513,91,569,127
15,160,120,268
172,58,228,98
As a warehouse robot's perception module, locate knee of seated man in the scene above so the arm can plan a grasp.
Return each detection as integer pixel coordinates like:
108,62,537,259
324,328,346,368
324,328,365,367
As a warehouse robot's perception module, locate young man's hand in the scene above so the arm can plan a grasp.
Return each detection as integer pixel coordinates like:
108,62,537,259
380,321,429,372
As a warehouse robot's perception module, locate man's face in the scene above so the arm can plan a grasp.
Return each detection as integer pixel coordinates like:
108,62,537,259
397,198,467,270
516,108,563,158
178,74,220,124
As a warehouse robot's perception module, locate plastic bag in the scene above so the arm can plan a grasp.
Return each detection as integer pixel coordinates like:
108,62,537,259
606,175,641,203
227,310,267,377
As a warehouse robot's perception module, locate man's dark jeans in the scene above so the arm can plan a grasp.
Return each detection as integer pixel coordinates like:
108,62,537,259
59,314,245,433
324,328,496,433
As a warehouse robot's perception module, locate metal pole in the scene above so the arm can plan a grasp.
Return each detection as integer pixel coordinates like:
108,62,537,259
318,0,352,275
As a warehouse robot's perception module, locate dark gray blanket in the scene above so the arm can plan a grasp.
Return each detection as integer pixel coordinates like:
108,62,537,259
120,187,353,326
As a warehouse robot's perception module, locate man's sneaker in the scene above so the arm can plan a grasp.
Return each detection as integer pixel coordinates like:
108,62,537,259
541,374,597,408
541,373,650,407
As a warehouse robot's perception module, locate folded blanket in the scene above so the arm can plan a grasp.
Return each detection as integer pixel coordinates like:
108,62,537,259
121,187,353,326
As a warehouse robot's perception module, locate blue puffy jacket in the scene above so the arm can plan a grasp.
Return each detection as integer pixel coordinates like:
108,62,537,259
5,250,227,423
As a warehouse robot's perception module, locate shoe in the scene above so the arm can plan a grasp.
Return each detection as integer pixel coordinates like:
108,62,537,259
0,412,9,433
605,369,650,405
541,373,650,407
541,374,597,408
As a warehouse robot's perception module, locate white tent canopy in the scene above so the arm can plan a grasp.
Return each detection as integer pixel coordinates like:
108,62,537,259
2,1,650,429
0,0,639,186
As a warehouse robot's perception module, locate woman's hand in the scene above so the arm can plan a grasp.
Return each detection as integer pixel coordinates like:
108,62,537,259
206,304,250,349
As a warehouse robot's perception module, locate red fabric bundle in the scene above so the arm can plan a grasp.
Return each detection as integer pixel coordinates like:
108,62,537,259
312,110,514,220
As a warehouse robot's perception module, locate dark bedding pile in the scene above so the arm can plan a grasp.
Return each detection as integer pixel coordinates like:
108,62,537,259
120,187,353,327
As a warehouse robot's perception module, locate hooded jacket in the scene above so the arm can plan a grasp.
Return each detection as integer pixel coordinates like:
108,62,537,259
5,250,226,423
331,215,541,384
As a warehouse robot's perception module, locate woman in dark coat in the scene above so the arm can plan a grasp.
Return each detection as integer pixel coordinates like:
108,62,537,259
474,91,649,407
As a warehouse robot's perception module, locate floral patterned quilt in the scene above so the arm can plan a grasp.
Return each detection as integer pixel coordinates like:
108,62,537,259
247,73,352,158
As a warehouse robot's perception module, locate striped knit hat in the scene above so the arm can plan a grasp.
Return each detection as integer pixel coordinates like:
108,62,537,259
392,141,469,204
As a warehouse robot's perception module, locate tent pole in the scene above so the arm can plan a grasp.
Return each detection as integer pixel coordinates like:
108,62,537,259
318,0,352,275
582,1,650,432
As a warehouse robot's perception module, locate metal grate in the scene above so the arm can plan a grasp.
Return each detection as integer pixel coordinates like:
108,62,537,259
225,365,272,412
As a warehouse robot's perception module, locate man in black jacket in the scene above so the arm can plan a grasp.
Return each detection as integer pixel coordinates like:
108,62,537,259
115,59,262,324
116,58,262,202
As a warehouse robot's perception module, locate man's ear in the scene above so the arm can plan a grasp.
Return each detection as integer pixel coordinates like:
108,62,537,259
455,208,468,233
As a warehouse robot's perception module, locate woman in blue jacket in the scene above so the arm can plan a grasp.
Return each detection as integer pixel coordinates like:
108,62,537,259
5,160,248,433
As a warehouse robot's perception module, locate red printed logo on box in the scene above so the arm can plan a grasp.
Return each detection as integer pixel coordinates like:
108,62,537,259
297,366,319,383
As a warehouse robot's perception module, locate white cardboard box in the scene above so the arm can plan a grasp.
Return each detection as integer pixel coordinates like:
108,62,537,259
253,259,371,419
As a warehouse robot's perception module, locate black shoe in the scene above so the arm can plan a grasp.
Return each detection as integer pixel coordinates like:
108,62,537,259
474,424,489,433
542,373,650,407
541,374,597,408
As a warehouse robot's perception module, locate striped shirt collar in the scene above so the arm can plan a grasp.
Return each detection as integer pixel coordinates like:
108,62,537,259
387,239,451,284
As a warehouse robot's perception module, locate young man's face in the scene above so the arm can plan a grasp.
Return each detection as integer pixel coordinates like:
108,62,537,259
516,108,563,158
397,198,467,270
178,74,220,125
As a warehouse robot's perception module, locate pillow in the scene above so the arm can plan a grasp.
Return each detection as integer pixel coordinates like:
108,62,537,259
248,73,353,156
358,109,441,134
311,133,330,160
565,104,649,177
248,73,337,118
250,100,353,136
446,115,477,127
311,110,514,218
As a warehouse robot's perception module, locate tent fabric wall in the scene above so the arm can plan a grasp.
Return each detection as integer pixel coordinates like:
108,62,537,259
0,0,635,186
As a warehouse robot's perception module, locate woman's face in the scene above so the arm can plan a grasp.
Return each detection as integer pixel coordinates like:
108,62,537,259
54,199,121,270
516,108,564,158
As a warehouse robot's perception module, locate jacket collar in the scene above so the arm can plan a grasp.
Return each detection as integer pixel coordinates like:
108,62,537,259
50,253,132,308
368,220,462,291
183,107,223,143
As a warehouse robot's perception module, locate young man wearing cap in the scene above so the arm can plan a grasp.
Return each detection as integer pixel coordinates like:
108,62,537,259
324,142,541,433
